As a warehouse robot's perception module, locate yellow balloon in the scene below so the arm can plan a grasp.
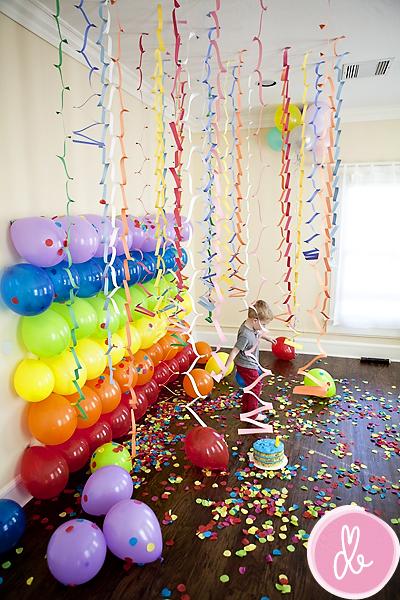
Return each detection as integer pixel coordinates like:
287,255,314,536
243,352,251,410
117,323,142,356
43,350,87,396
76,338,107,380
274,104,302,132
14,358,55,402
154,314,168,342
108,333,125,366
135,317,158,349
179,292,193,316
205,352,233,377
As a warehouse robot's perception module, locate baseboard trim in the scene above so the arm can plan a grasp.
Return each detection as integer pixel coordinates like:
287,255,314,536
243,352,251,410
195,329,400,362
0,476,32,506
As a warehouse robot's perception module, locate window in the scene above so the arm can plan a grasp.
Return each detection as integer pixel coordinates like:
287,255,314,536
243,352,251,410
333,163,400,334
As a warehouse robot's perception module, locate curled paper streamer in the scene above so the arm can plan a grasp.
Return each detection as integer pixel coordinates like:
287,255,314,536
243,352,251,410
136,32,149,92
75,0,99,83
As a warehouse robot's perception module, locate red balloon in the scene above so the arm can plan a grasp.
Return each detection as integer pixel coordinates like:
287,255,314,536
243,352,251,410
103,404,130,439
184,426,229,470
153,361,171,386
82,420,112,453
272,336,296,361
133,389,148,421
183,344,196,363
141,380,160,406
20,446,69,499
176,350,191,373
164,357,180,383
53,432,90,472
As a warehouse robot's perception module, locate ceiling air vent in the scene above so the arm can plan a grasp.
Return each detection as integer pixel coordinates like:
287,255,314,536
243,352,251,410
341,57,393,80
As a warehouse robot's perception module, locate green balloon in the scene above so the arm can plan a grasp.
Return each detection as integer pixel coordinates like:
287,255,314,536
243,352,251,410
303,368,336,398
87,293,120,338
90,442,132,473
142,279,160,311
130,284,149,321
113,289,128,327
52,298,97,339
164,273,178,298
20,308,71,357
266,127,282,151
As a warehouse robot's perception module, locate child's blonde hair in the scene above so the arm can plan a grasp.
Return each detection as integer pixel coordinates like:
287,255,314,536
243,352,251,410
248,300,274,323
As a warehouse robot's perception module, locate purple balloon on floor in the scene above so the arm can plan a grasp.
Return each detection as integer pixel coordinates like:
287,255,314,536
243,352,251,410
47,518,107,585
81,466,133,516
103,499,162,563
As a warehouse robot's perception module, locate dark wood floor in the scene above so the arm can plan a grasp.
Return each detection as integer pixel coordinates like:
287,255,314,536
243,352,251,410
1,353,399,600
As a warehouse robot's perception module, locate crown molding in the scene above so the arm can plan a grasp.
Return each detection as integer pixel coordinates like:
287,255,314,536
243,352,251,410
0,0,168,113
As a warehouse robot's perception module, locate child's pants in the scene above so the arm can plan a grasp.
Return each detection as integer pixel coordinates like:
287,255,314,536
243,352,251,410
235,365,263,413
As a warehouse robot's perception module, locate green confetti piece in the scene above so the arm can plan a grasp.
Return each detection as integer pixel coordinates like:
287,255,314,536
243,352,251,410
220,574,229,583
287,545,295,552
2,562,11,569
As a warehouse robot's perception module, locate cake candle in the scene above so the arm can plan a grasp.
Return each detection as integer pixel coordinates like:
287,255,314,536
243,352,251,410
275,435,281,447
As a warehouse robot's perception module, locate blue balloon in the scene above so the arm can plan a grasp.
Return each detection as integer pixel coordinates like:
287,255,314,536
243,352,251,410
75,260,103,298
266,127,282,151
180,248,188,268
140,252,157,282
44,261,80,302
93,256,126,288
127,256,141,285
0,499,26,554
0,264,54,316
162,247,176,271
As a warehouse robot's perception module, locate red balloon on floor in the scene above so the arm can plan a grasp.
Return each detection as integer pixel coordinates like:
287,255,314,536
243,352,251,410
82,420,112,453
54,432,90,472
184,427,229,470
20,446,69,499
103,404,130,438
272,336,296,360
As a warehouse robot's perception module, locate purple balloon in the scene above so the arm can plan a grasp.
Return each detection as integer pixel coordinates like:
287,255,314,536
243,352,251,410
85,214,113,258
141,220,157,253
129,218,146,251
54,216,99,263
81,466,133,516
181,219,192,242
103,499,162,563
305,102,331,138
10,217,65,267
115,218,133,256
47,518,106,585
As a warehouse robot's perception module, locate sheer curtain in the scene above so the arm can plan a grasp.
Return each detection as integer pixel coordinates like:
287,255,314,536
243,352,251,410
333,163,400,333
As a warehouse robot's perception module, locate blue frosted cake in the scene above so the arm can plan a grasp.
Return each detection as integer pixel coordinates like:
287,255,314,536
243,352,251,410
253,438,285,467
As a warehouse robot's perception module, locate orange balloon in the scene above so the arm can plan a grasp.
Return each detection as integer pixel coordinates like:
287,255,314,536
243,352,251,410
28,393,77,445
146,342,164,367
195,341,212,364
87,376,121,414
183,368,214,398
133,350,154,386
68,386,102,429
107,358,138,392
159,334,179,361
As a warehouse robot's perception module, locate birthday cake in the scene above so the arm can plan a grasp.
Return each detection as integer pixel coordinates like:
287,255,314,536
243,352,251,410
252,438,285,468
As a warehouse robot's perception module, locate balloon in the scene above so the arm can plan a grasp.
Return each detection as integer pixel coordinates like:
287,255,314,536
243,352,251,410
112,289,128,327
20,446,69,499
178,292,193,316
153,314,168,342
183,369,214,398
138,380,160,406
140,252,157,281
108,358,138,392
44,261,80,302
159,334,179,360
163,357,180,383
52,297,97,339
126,256,141,285
146,342,164,367
75,260,103,298
140,222,158,253
82,420,112,453
84,214,112,258
82,466,133,516
0,264,54,316
54,216,99,263
272,336,296,360
10,217,65,267
103,499,162,563
141,279,160,311
28,393,77,445
153,361,171,386
235,371,246,388
181,219,192,242
102,403,131,438
129,283,150,321
205,352,234,377
305,102,331,138
313,136,329,164
129,218,146,251
274,104,302,132
0,499,26,554
131,389,148,420
134,317,157,349
133,350,154,385
185,426,229,470
90,442,132,473
86,293,120,338
266,127,282,151
96,333,125,366
303,368,336,398
176,350,191,373
69,386,102,429
117,323,142,355
87,376,121,414
195,341,212,364
20,308,71,358
43,349,87,396
54,432,90,472
76,338,107,380
183,344,197,364
14,359,55,402
93,256,125,288
47,519,106,585
115,218,134,256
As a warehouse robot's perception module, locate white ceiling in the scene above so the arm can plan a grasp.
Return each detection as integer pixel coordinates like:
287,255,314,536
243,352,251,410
7,0,400,123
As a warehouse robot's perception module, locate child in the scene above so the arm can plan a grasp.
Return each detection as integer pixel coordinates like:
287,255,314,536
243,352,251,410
223,300,276,417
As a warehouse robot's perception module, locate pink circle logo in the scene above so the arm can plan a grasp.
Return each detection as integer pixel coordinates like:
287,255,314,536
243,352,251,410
307,505,399,599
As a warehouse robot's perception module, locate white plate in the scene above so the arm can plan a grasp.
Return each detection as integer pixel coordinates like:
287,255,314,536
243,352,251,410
248,452,289,471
